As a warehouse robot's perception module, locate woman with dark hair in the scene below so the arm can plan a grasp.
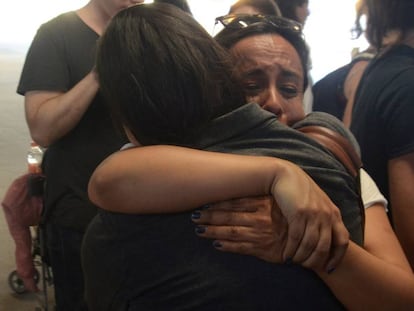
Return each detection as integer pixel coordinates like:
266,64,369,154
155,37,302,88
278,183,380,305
82,3,363,310
214,14,309,124
350,0,414,270
194,13,414,309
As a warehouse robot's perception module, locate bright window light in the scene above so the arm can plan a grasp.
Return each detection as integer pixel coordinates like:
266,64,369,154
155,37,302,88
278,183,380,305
0,0,366,82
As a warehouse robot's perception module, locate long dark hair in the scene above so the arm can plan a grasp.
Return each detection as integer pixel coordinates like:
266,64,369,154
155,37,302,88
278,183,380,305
357,0,414,49
96,3,244,146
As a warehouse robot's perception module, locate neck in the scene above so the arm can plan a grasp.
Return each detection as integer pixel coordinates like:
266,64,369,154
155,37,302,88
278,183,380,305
76,1,113,36
382,29,414,48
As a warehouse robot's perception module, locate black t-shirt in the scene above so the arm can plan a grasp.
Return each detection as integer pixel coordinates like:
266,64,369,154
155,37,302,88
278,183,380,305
17,12,126,231
351,45,414,219
312,53,374,120
83,104,362,310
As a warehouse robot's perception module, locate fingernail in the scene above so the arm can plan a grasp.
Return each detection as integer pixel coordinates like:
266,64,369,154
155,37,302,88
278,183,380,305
213,241,222,248
191,211,201,219
284,258,293,265
327,267,336,274
195,226,206,234
201,204,210,210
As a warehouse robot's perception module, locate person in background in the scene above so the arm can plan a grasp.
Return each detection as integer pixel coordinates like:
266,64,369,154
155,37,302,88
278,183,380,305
350,0,414,270
16,0,143,309
228,0,281,16
88,10,414,309
153,0,192,14
83,3,364,310
273,0,310,26
312,0,375,127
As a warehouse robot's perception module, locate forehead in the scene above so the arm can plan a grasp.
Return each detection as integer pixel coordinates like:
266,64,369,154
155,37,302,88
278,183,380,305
230,34,303,76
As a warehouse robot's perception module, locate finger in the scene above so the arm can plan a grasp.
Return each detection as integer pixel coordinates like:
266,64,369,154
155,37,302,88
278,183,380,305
195,225,256,242
192,210,255,226
299,224,331,270
282,217,306,261
324,221,349,273
291,222,321,263
211,240,259,257
208,196,272,212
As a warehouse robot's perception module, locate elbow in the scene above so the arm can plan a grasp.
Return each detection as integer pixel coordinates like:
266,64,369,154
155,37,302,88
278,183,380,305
88,169,109,211
29,126,54,148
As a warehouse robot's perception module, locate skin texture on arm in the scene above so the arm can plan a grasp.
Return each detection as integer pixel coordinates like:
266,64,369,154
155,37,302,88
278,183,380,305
24,71,99,147
89,145,336,216
318,204,414,310
88,144,348,266
388,152,414,270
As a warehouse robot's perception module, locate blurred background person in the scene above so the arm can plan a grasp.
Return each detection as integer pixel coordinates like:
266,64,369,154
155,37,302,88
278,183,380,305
350,0,414,270
228,0,281,16
273,0,310,26
16,0,143,309
312,0,374,127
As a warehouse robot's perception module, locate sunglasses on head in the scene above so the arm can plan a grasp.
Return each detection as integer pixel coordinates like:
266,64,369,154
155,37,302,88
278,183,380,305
214,14,302,35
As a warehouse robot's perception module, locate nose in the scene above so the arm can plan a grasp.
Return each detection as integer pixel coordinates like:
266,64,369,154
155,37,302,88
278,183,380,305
262,88,284,122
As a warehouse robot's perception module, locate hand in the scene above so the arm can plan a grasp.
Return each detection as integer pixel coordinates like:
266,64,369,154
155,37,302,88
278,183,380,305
192,196,288,263
268,163,349,271
192,194,349,272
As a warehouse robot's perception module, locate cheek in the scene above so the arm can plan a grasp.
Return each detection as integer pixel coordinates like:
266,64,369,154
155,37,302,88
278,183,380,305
285,101,305,125
244,91,267,106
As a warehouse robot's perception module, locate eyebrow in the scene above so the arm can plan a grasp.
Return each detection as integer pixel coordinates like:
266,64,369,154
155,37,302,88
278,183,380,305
241,66,302,83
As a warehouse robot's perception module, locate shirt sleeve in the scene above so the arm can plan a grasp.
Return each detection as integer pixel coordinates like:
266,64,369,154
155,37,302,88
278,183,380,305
380,69,414,159
17,22,70,95
360,168,388,210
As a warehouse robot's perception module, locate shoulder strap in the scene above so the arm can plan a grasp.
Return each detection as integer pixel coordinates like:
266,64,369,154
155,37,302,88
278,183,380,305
297,125,362,178
297,125,365,242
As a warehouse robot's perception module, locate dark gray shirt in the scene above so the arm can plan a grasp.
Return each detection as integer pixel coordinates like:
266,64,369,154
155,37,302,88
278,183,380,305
82,104,361,310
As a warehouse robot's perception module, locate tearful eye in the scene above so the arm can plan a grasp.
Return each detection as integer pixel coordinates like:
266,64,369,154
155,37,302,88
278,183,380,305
280,85,299,98
243,82,262,93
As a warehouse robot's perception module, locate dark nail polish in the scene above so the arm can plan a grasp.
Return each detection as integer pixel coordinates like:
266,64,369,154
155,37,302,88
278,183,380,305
213,241,222,248
201,204,210,210
195,226,206,234
191,211,201,219
284,258,293,265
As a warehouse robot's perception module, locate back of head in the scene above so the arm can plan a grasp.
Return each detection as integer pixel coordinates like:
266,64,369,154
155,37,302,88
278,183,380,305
362,0,414,48
229,0,281,16
273,0,307,22
214,15,309,90
153,0,192,15
97,3,243,146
